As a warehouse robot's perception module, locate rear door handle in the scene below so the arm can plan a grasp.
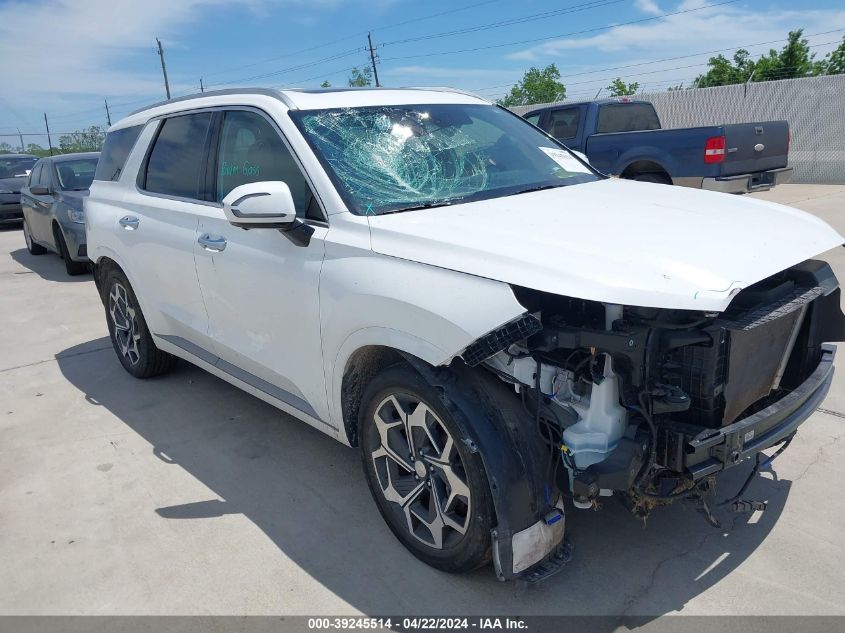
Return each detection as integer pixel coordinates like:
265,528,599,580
198,233,227,252
119,216,139,230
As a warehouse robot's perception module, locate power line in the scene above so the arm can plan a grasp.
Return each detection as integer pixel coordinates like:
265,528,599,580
199,0,506,81
381,0,626,47
472,36,845,95
204,47,363,88
379,0,742,62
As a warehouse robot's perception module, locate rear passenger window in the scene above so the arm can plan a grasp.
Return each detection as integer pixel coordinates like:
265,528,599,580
596,103,660,134
216,110,315,218
143,113,212,199
95,125,143,181
546,108,581,140
524,114,541,126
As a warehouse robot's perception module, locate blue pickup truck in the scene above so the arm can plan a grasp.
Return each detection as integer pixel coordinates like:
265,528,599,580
523,98,793,193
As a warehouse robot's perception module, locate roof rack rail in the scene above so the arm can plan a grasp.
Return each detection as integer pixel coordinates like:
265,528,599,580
129,88,297,116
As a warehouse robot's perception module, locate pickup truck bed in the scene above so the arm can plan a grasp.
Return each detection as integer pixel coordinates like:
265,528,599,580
523,99,793,193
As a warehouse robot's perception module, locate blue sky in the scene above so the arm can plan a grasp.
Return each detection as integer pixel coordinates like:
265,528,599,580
1,0,844,146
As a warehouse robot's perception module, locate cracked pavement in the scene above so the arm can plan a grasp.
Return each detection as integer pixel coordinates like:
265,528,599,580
2,184,845,617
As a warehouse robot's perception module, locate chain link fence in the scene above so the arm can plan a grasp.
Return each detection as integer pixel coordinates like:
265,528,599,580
509,74,845,185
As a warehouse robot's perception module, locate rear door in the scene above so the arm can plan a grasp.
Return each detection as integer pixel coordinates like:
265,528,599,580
29,159,56,244
21,162,43,238
721,121,789,176
118,111,215,352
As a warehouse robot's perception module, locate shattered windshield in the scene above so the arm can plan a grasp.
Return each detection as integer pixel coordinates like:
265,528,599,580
291,104,597,215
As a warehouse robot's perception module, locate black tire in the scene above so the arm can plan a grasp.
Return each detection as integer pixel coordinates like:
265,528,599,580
53,225,88,275
23,219,47,255
102,267,177,378
359,363,494,573
632,172,672,185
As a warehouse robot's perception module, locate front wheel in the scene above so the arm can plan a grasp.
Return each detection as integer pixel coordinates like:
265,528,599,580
53,225,88,275
359,364,495,572
102,268,177,378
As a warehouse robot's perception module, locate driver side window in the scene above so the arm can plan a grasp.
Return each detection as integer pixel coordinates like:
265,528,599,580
216,110,318,219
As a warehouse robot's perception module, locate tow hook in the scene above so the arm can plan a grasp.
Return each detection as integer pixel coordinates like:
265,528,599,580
717,433,795,517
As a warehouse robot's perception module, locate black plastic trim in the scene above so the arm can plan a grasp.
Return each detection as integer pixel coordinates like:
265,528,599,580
684,344,836,479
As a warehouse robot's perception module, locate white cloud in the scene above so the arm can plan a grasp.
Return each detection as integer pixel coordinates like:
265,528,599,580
0,0,349,129
507,2,845,63
635,0,662,16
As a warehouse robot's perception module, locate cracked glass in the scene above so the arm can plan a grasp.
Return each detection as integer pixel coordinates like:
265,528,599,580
292,104,597,215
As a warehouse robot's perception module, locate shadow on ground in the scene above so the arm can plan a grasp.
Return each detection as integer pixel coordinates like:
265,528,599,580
9,247,92,283
56,339,792,621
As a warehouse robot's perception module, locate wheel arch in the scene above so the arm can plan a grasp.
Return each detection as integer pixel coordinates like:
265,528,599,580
336,331,450,447
620,158,672,182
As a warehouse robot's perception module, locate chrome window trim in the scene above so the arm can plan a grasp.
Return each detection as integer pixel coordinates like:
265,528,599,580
135,105,329,224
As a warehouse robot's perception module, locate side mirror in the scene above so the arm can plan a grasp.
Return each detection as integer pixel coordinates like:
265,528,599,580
30,185,52,196
222,181,297,229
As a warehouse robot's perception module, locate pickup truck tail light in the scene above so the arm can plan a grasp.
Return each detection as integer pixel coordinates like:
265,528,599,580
704,135,726,164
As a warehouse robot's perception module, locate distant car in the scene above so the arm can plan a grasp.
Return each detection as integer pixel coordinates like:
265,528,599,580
523,98,792,193
21,152,99,275
0,154,38,226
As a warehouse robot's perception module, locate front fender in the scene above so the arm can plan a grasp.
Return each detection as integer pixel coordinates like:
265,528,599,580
319,252,526,434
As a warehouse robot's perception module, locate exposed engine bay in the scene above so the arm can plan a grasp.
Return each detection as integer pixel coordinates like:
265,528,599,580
467,259,845,524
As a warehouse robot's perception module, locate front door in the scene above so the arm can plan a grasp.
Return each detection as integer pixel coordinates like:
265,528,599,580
193,108,331,426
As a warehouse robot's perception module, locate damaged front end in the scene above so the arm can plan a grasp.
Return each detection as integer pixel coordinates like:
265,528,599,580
466,259,845,580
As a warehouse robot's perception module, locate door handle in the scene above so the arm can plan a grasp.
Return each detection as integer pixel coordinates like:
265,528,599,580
198,233,227,252
119,216,140,230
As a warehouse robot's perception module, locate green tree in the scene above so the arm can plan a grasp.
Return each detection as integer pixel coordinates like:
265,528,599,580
24,143,55,158
499,64,566,107
58,126,105,153
753,30,821,81
694,30,829,87
348,66,372,87
606,77,640,96
320,80,331,88
819,36,845,75
0,142,15,154
695,49,755,87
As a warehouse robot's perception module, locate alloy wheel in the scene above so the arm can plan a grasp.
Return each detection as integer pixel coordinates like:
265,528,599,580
370,394,472,549
108,282,141,365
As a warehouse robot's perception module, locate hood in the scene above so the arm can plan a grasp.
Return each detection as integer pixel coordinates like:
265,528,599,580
367,178,844,312
0,176,26,193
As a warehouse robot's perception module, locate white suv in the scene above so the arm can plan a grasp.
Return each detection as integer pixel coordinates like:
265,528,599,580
86,87,845,582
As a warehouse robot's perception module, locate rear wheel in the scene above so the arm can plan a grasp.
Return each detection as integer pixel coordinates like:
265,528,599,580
103,268,176,378
23,219,47,255
359,364,494,572
53,225,88,275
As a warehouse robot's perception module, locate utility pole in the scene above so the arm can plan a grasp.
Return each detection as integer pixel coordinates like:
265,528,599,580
367,32,381,88
43,113,53,155
594,87,603,99
104,99,112,126
156,37,171,100
200,78,205,93
17,127,24,153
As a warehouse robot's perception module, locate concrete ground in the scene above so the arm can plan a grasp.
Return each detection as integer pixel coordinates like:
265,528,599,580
1,184,845,617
